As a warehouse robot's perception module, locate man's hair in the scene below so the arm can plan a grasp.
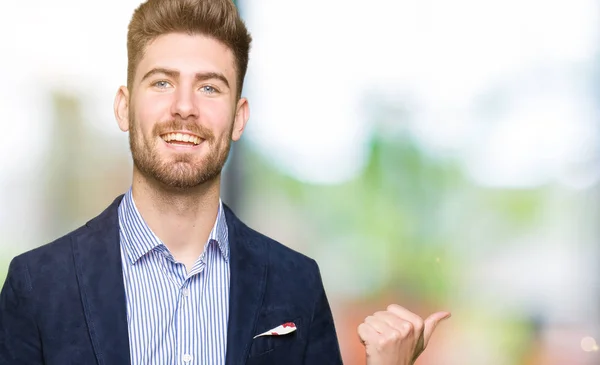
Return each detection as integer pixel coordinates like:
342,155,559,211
127,0,252,98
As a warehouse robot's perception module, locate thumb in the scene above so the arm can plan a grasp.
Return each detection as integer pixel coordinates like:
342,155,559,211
423,311,451,347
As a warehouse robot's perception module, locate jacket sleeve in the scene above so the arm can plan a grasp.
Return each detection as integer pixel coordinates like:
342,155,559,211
0,257,44,364
303,261,344,364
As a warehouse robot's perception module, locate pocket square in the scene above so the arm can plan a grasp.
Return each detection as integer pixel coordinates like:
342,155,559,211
253,322,297,339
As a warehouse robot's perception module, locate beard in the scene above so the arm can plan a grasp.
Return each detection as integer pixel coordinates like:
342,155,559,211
128,114,233,189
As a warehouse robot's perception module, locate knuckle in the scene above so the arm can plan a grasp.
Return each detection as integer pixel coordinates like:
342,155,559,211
414,319,424,333
357,324,369,341
387,303,400,312
376,337,389,351
364,316,380,327
388,328,403,342
402,321,414,334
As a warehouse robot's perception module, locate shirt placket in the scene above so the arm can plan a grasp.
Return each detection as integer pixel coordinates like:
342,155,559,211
155,249,188,365
176,260,206,365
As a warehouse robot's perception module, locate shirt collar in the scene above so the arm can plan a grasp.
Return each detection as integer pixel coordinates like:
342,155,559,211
118,188,230,265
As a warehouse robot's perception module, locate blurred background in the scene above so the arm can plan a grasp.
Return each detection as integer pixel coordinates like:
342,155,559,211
1,0,600,364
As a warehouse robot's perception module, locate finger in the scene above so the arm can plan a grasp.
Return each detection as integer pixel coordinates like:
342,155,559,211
423,311,451,347
364,315,396,335
373,311,414,336
357,322,379,346
386,304,425,334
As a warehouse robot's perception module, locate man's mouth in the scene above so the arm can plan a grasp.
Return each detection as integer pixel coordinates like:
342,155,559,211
160,132,202,146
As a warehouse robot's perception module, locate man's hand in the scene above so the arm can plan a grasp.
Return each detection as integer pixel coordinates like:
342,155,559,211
357,304,450,365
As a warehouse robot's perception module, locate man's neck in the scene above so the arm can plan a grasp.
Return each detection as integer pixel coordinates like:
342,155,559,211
130,169,222,271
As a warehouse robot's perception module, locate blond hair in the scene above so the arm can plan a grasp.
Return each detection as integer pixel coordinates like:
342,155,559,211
127,0,252,97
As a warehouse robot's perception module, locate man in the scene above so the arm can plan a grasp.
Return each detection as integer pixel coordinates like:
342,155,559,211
0,0,449,364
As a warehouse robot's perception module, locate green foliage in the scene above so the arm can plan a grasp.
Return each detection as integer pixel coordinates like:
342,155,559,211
245,130,547,304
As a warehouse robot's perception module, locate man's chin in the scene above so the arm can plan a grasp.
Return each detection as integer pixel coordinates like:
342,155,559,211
148,176,204,190
132,155,224,190
151,169,222,190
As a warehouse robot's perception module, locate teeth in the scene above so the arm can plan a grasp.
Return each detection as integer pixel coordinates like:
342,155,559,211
162,133,201,145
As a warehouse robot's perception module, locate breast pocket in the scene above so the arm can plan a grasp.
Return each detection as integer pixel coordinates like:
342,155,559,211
248,316,303,358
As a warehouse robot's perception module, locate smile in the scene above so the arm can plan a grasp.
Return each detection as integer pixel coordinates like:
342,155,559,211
160,132,202,146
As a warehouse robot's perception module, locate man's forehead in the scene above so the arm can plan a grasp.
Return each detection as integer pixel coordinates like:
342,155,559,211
138,33,236,81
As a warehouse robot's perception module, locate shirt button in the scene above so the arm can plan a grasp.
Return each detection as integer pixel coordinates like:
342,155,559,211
182,288,190,297
182,354,193,362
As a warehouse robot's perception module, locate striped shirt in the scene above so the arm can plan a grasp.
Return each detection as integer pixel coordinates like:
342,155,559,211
118,189,230,365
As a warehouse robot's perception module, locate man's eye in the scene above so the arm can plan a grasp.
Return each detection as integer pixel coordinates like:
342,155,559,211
153,81,171,89
201,85,217,94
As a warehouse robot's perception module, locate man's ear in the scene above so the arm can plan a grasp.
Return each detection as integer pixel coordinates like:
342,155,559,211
232,97,249,141
114,86,130,132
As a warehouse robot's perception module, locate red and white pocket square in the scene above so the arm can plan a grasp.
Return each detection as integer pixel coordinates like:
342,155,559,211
253,322,297,339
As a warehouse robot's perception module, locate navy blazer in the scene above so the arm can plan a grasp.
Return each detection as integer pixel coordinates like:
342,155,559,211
0,196,343,364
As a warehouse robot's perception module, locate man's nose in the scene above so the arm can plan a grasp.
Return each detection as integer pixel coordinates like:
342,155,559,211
171,85,199,119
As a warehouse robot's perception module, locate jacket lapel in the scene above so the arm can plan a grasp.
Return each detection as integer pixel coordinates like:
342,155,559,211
224,205,268,365
72,196,131,365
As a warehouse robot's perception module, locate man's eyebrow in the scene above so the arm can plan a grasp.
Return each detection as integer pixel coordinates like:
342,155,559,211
140,68,230,90
140,68,179,83
196,72,230,89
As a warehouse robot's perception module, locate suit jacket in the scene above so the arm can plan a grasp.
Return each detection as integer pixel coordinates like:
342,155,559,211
0,195,343,365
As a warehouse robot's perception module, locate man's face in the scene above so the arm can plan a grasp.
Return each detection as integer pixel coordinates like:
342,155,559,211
118,33,247,189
